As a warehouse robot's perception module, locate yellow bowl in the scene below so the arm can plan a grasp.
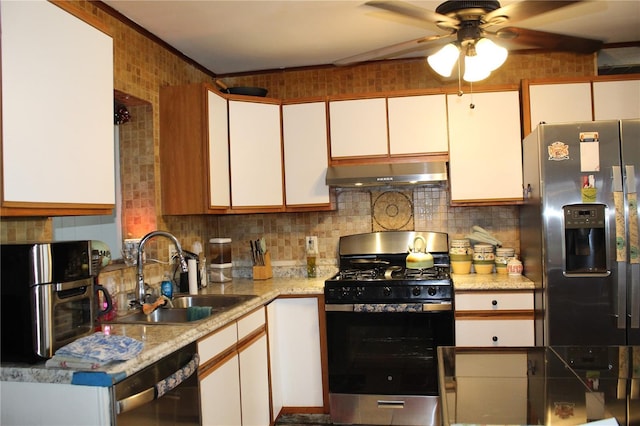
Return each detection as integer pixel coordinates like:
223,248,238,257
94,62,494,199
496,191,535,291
474,263,494,274
451,261,472,274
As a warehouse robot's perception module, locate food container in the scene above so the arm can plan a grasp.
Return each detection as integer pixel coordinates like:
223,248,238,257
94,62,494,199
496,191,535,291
209,263,233,283
495,247,515,274
507,256,523,276
473,243,495,274
209,238,232,265
450,239,472,274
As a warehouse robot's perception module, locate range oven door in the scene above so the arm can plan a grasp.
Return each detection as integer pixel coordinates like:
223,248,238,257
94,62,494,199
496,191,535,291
325,303,454,425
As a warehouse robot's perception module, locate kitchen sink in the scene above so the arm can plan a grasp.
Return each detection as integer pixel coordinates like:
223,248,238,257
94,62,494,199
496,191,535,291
171,294,258,309
111,294,259,325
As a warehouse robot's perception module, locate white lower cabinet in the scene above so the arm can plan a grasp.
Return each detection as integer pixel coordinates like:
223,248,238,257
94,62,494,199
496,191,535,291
239,333,270,426
455,291,535,347
199,307,270,426
200,353,242,425
0,381,111,425
267,297,325,421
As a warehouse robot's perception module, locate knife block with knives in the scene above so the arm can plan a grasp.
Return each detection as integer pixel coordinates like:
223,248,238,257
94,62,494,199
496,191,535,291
253,251,272,280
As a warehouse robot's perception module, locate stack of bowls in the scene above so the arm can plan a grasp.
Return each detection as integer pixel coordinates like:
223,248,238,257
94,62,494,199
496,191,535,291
450,239,472,274
495,247,516,274
473,243,495,274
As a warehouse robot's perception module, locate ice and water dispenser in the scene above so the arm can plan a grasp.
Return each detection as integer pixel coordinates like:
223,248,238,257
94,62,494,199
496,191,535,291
563,204,608,274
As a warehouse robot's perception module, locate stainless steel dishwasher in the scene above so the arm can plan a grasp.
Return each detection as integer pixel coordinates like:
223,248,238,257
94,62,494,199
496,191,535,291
114,342,200,425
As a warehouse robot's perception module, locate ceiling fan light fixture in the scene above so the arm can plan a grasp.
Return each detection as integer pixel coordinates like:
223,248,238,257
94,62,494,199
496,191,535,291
475,37,508,71
427,43,460,77
463,53,491,82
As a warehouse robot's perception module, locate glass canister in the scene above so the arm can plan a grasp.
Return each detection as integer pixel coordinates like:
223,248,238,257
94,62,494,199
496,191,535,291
209,238,232,264
450,238,472,274
472,243,495,274
209,238,232,283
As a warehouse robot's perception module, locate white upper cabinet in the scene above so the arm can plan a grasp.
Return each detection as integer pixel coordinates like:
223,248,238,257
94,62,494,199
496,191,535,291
447,91,523,203
329,98,388,158
593,79,640,120
1,0,114,209
207,90,231,208
528,82,593,132
282,102,330,206
229,100,283,208
387,94,449,155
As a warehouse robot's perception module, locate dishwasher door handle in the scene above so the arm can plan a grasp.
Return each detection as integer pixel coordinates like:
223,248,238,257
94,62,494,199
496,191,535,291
116,353,199,414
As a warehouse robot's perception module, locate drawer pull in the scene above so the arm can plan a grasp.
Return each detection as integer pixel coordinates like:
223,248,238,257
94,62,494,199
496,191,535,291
491,300,498,306
492,336,498,342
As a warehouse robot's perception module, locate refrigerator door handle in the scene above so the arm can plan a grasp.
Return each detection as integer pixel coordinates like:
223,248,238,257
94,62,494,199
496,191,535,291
612,166,627,328
626,165,639,329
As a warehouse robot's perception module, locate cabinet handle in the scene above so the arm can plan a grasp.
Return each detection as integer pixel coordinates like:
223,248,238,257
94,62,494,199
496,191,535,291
491,300,498,306
492,336,498,342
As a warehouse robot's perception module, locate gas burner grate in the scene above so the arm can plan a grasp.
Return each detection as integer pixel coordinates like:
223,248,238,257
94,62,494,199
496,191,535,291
338,269,378,280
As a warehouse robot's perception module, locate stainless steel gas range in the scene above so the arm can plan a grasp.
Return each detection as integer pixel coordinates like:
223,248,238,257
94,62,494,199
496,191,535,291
324,231,454,426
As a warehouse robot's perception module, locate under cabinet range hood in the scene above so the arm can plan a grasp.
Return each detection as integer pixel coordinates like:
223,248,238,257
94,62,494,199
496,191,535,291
325,162,447,187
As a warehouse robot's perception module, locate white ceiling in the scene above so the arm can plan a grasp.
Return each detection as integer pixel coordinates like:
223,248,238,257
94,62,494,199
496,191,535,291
102,0,640,75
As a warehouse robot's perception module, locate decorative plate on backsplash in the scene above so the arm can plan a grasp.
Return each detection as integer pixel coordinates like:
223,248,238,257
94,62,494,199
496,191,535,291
372,190,414,231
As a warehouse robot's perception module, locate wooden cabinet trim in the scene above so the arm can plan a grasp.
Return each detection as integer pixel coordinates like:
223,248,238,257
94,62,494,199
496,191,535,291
455,310,535,320
199,347,238,379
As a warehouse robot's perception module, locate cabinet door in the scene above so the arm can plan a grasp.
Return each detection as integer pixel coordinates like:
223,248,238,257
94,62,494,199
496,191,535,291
200,354,242,426
239,333,270,426
1,0,114,207
207,89,231,208
447,91,523,203
229,100,283,208
329,98,388,158
282,102,330,206
267,298,324,409
593,79,640,120
388,94,448,155
528,83,592,131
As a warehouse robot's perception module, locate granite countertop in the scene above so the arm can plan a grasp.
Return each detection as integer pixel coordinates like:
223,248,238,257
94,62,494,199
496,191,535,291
451,273,535,291
0,277,326,386
1,273,534,386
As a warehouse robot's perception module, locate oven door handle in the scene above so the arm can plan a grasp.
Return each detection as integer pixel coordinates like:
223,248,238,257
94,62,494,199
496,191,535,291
325,302,452,312
116,353,199,414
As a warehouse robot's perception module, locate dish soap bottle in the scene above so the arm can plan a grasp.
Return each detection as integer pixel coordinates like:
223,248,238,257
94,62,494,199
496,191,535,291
161,272,173,299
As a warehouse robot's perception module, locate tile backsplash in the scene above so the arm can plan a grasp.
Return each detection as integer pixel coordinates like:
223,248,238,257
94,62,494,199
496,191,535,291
217,185,518,279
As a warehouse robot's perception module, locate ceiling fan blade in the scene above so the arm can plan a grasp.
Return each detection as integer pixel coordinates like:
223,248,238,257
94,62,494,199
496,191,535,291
334,33,454,66
365,0,460,28
483,0,584,27
493,27,603,54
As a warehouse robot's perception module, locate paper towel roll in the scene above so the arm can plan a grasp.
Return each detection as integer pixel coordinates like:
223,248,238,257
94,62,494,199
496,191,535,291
188,259,198,295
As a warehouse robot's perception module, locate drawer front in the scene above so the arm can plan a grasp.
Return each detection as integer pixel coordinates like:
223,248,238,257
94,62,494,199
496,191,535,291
237,307,266,340
455,319,534,347
455,292,533,311
198,322,238,363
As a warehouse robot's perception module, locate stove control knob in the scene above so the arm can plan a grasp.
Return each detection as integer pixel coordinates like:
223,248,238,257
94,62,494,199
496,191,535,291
383,287,392,297
341,287,351,298
412,287,421,297
427,287,437,296
355,287,365,298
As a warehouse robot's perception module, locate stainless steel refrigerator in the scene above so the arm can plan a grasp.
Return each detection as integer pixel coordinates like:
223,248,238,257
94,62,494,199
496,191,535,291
520,119,639,346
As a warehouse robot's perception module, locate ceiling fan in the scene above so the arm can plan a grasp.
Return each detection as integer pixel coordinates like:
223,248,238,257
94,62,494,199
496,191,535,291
335,0,603,81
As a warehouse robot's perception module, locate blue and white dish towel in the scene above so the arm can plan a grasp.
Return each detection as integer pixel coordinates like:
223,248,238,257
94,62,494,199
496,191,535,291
46,332,143,370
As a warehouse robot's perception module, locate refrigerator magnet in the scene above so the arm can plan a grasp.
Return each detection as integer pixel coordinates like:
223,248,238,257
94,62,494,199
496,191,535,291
548,141,569,161
579,131,600,172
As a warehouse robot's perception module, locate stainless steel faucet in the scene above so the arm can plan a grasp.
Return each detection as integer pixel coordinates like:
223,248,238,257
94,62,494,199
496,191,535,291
136,230,188,305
